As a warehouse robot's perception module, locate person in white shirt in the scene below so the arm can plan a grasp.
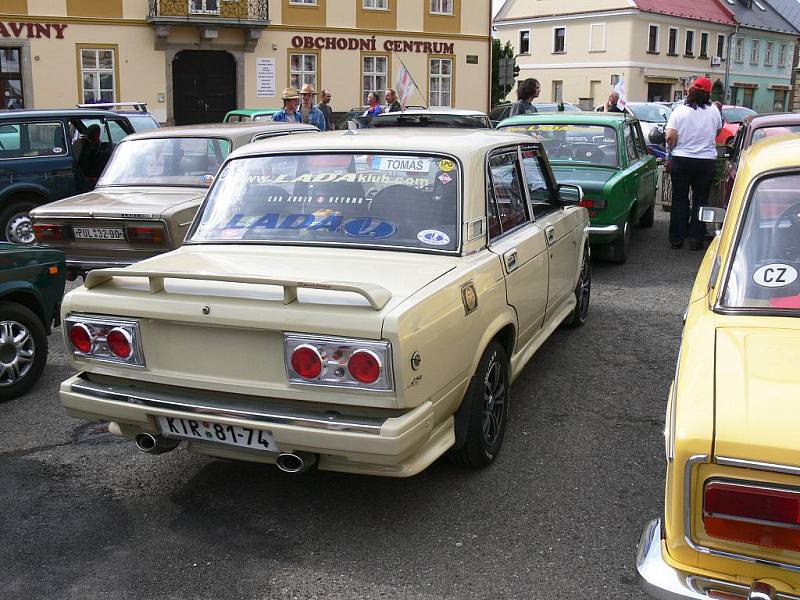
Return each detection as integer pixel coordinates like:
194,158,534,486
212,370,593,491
665,77,722,250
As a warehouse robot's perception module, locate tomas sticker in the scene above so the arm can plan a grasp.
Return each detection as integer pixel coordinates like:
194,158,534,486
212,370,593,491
438,159,455,172
753,264,798,288
417,229,450,246
438,172,452,185
370,156,431,173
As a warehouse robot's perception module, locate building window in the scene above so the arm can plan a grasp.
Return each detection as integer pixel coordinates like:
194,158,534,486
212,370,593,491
362,55,388,105
684,30,694,56
0,49,24,109
648,25,659,53
735,36,744,62
699,32,709,58
519,30,530,55
429,0,453,15
552,80,563,103
289,0,318,4
289,52,317,90
668,27,678,55
774,89,788,111
716,34,725,59
589,23,605,52
553,27,566,53
363,0,388,8
741,87,754,108
80,47,116,104
189,0,219,13
750,39,760,64
765,41,774,65
779,43,788,67
429,57,452,107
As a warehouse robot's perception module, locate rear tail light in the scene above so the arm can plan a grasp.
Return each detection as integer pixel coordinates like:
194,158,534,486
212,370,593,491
126,225,165,245
703,481,800,552
33,224,64,242
579,197,607,209
284,334,392,391
64,315,144,367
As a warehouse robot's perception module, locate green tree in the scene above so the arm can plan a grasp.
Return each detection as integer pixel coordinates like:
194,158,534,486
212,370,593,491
491,39,518,108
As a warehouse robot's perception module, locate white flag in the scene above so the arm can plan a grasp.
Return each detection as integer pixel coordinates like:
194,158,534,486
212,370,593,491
614,76,627,110
396,63,414,107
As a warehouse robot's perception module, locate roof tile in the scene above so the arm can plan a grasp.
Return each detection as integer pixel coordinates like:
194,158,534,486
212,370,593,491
633,0,737,25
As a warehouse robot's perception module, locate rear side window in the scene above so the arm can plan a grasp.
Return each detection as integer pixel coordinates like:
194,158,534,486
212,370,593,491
488,150,528,239
0,121,67,158
520,147,555,218
624,125,638,163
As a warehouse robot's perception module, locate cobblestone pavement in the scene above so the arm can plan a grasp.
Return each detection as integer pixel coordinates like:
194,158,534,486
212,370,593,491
0,209,704,599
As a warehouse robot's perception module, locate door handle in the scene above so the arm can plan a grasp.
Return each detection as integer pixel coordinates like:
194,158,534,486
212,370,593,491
545,225,555,245
504,249,518,272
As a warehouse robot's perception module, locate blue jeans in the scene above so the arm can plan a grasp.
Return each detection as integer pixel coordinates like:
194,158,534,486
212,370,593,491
669,156,715,243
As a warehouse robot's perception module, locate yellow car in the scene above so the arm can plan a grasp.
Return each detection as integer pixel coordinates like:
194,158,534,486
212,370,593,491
637,135,800,599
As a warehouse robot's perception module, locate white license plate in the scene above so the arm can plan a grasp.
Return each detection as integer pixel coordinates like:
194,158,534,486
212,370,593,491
73,227,125,240
157,416,276,452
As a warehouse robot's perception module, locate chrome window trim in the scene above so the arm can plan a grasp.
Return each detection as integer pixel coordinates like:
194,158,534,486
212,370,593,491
682,453,800,573
713,166,800,317
717,456,800,477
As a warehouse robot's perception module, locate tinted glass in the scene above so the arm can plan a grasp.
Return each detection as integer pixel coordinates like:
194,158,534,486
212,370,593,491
627,103,671,123
190,153,460,251
488,151,528,233
0,122,66,158
722,173,800,313
499,123,619,167
722,107,756,124
98,137,231,186
127,115,160,132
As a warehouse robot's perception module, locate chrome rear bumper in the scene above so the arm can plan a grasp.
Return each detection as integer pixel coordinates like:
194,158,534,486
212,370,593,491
637,519,799,600
587,224,620,235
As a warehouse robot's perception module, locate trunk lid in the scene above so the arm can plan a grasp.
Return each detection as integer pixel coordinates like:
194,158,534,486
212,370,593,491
31,186,204,219
550,165,616,195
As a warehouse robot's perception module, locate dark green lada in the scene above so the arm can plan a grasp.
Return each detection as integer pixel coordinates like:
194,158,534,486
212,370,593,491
0,242,65,401
497,113,657,263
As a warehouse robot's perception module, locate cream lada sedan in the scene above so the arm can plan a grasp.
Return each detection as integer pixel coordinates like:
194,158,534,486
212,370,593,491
58,129,590,477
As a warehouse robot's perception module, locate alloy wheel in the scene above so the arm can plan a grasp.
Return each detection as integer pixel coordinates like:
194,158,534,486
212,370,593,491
482,357,506,445
0,320,35,385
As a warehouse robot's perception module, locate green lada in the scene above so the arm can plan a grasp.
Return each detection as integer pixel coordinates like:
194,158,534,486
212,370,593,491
497,113,656,263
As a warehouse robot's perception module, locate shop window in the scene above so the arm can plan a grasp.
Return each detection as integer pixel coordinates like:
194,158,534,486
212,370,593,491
735,37,744,62
750,39,760,64
362,55,388,105
742,87,754,109
363,0,388,8
428,57,452,108
647,25,659,53
699,32,709,58
779,43,788,67
553,27,566,53
189,0,219,13
519,30,530,55
289,52,317,90
765,41,774,65
668,28,678,55
80,47,117,104
429,0,453,15
716,34,725,59
773,89,787,111
0,48,24,110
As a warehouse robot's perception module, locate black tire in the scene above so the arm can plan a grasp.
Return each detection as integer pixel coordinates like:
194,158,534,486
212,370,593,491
564,246,591,328
607,213,632,264
448,341,509,468
0,199,37,245
0,301,48,402
639,201,655,228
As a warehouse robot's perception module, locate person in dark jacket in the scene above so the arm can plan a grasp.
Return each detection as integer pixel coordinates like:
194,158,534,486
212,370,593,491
509,78,540,116
605,90,624,113
385,88,402,113
72,124,102,188
317,89,334,131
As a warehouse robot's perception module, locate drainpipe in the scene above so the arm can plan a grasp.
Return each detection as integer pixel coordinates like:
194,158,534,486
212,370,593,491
724,24,739,104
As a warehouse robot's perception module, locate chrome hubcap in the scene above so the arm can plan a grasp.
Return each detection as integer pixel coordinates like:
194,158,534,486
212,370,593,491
482,357,506,445
578,254,591,318
7,213,34,245
0,320,34,385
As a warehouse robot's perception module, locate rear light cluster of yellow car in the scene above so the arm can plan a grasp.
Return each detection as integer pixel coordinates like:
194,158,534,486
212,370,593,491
283,333,393,391
703,480,800,553
65,314,145,367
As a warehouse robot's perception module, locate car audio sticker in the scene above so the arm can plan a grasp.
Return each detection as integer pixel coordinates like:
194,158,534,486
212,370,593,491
753,263,798,288
417,229,451,246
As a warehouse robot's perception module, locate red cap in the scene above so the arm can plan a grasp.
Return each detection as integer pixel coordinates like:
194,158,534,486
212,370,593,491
691,77,712,93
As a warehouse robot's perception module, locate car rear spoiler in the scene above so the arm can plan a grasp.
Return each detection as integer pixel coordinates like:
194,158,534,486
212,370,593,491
84,269,392,310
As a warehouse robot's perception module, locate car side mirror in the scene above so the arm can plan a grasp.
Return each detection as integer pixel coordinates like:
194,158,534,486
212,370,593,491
699,206,726,224
557,183,583,206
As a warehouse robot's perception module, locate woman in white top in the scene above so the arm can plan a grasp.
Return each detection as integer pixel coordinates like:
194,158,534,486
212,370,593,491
665,77,722,250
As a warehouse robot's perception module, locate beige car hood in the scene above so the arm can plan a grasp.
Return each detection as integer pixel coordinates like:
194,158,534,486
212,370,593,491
31,186,206,219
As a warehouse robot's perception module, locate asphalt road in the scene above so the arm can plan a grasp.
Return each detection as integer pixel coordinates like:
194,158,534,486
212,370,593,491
0,209,705,600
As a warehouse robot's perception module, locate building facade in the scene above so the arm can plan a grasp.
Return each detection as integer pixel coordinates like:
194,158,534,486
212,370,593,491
0,0,492,124
493,0,738,107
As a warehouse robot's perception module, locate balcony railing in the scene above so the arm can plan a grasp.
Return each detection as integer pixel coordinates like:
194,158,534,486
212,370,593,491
148,0,269,25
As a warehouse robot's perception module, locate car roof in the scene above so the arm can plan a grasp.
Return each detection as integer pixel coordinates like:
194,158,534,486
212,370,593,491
122,121,318,141
747,113,800,128
226,108,279,116
0,108,127,120
741,134,800,173
377,108,488,117
232,128,533,161
498,112,629,127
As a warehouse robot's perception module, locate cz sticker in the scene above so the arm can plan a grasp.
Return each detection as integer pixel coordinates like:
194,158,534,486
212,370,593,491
753,264,798,288
417,229,450,246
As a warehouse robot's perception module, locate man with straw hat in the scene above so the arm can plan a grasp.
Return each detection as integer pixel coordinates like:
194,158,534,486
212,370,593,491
299,83,327,131
271,87,302,124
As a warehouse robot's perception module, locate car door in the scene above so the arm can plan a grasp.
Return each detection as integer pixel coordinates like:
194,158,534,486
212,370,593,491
631,121,657,214
520,145,580,320
622,122,647,220
486,147,549,349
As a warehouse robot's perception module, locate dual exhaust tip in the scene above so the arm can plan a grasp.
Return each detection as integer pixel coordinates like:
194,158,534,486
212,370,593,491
135,433,317,473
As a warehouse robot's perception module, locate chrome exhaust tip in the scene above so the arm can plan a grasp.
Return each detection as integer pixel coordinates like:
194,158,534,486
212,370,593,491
135,433,179,455
275,452,316,474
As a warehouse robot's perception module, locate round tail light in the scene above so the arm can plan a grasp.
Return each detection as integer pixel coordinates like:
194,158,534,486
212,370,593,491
347,350,381,384
291,345,323,380
68,323,92,354
106,328,132,359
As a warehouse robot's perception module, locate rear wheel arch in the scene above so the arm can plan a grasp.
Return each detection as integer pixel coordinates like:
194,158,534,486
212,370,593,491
0,289,46,331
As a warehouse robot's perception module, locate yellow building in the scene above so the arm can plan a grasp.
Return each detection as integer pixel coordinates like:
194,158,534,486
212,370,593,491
0,0,492,124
